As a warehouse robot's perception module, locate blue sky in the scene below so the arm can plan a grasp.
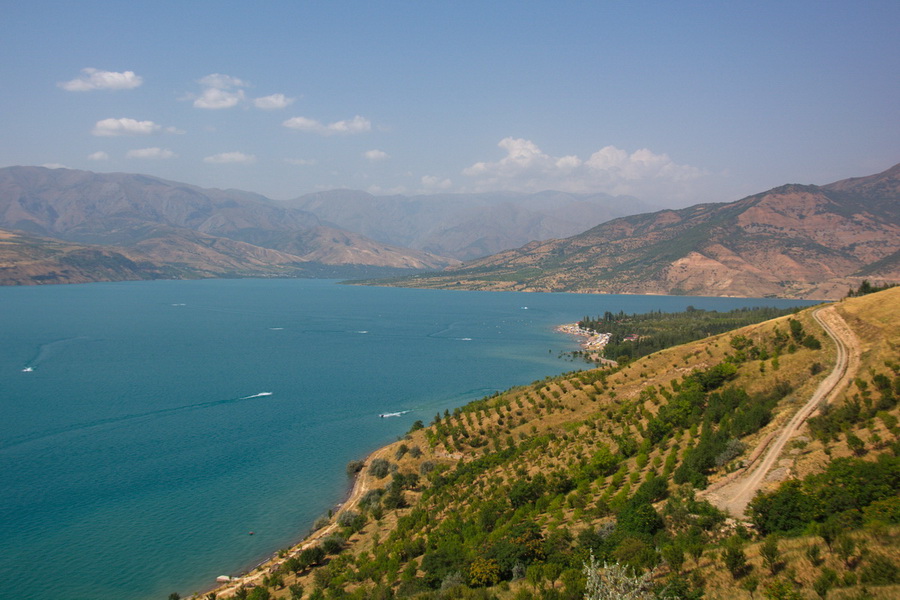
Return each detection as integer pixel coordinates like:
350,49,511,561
1,1,897,206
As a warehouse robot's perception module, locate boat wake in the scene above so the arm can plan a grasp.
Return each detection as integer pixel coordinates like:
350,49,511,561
379,410,411,418
25,336,90,371
0,391,274,452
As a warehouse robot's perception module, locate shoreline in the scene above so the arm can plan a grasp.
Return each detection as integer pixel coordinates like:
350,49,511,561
554,322,611,352
199,443,393,599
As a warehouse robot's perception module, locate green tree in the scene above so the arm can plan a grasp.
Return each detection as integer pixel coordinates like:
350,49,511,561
759,535,781,575
660,544,684,574
543,562,563,588
812,568,837,599
469,557,501,587
722,537,748,579
740,573,760,599
526,564,544,591
763,578,803,600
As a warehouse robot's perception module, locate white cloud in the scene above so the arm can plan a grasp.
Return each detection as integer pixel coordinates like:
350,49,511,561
203,152,257,164
198,73,249,89
126,147,176,159
189,73,251,109
363,149,389,161
285,158,317,166
41,163,70,169
165,126,186,135
194,87,246,109
59,68,143,91
462,137,705,199
87,151,110,161
254,93,295,110
283,115,372,135
92,117,161,136
421,175,453,190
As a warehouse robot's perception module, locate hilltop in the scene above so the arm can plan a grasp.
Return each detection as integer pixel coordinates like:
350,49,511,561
376,164,900,300
196,287,900,600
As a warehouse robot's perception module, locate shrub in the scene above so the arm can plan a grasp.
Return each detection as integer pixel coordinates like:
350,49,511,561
321,535,345,555
369,458,392,479
346,460,365,477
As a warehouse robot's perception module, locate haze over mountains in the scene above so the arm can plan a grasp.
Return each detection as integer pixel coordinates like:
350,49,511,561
286,190,656,261
384,163,900,300
1,163,898,298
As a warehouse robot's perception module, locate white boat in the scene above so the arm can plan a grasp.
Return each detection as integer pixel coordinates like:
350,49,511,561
22,367,33,372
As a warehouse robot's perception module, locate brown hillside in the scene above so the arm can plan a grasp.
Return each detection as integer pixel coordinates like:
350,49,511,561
380,164,900,299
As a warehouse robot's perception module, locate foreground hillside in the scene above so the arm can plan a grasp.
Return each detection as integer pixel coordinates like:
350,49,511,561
376,164,900,300
196,287,900,600
0,166,454,284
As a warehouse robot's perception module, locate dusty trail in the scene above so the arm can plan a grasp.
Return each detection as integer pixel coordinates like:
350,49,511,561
702,304,860,520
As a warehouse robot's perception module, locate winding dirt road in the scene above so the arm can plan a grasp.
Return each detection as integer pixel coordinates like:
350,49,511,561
702,304,860,519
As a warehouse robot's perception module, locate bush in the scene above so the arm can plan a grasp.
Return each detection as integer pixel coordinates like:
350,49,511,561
321,534,345,555
337,510,365,532
346,460,365,477
369,458,392,479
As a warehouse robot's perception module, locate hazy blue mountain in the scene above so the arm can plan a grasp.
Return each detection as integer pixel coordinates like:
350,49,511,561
284,189,657,260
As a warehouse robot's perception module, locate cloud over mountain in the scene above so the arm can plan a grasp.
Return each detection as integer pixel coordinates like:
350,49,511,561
462,138,705,200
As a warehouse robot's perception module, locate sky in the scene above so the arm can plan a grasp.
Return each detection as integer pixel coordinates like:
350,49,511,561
1,1,898,207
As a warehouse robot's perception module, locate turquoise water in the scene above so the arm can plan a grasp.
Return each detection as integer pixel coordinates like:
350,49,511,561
0,279,811,600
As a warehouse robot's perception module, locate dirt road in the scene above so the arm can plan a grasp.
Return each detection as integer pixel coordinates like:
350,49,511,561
702,304,860,520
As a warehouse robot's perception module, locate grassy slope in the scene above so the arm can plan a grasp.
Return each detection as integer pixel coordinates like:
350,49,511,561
205,288,900,600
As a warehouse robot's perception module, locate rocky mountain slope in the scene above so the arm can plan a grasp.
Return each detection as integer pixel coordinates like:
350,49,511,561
379,164,900,300
0,228,191,285
285,190,656,261
0,166,455,284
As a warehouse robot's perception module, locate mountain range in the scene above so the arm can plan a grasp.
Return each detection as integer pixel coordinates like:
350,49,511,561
382,163,900,299
0,166,455,284
1,163,898,298
0,166,651,286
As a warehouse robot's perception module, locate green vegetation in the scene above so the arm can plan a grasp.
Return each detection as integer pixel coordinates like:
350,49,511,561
846,279,897,298
578,306,800,363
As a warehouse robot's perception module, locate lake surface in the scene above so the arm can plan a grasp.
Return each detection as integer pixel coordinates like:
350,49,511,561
0,279,812,600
